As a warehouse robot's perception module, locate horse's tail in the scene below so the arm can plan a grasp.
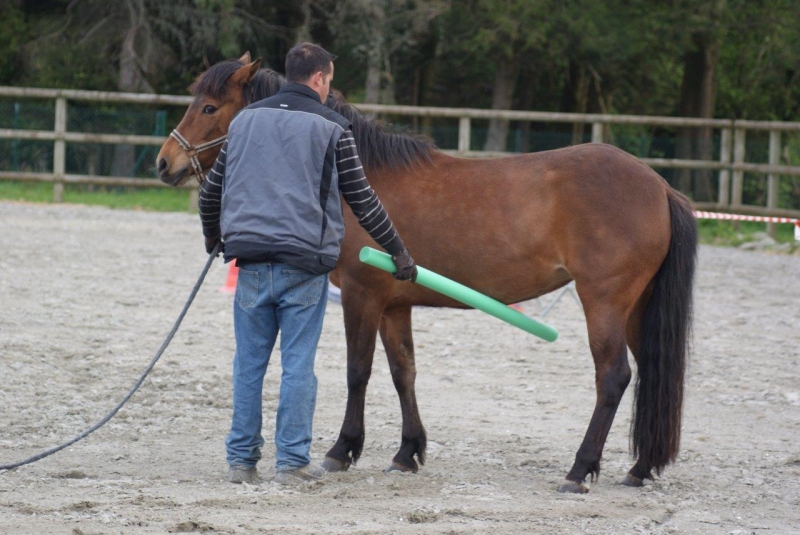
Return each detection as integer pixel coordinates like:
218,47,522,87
631,188,697,475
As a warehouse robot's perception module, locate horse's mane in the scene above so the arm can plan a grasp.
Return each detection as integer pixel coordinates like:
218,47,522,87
327,92,436,172
246,68,286,104
192,59,436,172
190,60,286,103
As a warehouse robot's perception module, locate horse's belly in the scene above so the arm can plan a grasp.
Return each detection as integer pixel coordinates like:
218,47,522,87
388,262,571,309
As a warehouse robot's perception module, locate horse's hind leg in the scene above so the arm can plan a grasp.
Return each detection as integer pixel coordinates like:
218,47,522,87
558,294,633,494
323,288,386,472
378,306,427,473
621,289,654,487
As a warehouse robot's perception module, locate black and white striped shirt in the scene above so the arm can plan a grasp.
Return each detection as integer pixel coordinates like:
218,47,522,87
199,129,404,256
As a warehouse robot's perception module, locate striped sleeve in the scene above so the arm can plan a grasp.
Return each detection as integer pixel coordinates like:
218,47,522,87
336,130,405,255
199,140,227,239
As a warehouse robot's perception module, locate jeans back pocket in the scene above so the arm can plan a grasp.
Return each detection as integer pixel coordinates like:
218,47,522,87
282,269,324,306
236,267,259,308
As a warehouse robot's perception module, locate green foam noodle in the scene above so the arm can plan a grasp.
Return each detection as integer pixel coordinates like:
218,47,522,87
359,247,558,342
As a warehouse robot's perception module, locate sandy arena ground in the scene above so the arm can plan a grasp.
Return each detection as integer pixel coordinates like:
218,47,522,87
0,201,799,534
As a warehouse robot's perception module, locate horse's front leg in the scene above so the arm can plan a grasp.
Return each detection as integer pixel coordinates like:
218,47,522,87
379,306,426,473
323,287,386,472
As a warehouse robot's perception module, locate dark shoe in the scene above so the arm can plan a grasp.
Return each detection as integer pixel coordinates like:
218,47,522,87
273,462,325,486
227,465,260,484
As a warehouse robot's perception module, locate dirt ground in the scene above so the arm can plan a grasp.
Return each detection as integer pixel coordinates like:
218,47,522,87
0,201,799,534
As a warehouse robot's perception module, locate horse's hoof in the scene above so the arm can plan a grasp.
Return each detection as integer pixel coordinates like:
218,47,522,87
557,479,589,494
322,456,350,472
384,461,418,474
621,473,644,487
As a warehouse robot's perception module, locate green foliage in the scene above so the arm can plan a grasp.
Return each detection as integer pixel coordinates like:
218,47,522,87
465,0,549,58
21,38,117,91
697,219,798,250
6,0,800,124
715,0,800,120
0,3,27,84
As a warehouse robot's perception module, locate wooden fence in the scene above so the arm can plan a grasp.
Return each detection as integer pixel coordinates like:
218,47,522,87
2,86,800,219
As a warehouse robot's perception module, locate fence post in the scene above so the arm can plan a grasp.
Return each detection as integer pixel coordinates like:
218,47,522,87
53,96,67,203
717,127,731,207
591,122,603,143
767,129,781,237
731,127,746,207
12,102,20,171
188,187,199,213
458,116,470,154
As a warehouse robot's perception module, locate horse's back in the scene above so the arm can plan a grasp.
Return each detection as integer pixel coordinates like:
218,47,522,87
430,143,672,260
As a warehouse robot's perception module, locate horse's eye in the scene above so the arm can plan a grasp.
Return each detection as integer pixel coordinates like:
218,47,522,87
203,105,217,114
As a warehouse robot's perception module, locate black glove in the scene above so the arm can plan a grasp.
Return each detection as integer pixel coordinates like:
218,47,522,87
205,236,222,256
391,248,417,282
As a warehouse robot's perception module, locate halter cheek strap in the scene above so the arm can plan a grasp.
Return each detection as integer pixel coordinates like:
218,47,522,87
170,129,227,184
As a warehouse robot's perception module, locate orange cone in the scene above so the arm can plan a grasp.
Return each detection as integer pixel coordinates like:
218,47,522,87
219,261,239,293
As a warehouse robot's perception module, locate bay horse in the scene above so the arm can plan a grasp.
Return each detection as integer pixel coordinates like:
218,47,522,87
156,54,697,493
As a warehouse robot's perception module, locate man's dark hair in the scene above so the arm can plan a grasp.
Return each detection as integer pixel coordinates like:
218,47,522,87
285,42,335,83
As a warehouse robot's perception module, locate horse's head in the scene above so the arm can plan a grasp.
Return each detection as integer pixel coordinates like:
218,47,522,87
157,52,261,186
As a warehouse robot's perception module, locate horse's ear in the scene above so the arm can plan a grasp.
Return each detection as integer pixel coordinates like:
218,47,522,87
230,59,262,86
239,51,251,63
250,58,262,76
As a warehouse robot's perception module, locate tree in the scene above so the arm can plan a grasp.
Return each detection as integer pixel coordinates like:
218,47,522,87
715,0,800,121
440,0,553,151
438,0,676,150
0,1,27,85
671,0,725,200
47,0,200,175
671,0,800,200
326,0,446,105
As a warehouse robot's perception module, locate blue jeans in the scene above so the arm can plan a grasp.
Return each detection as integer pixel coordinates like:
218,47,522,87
225,261,328,471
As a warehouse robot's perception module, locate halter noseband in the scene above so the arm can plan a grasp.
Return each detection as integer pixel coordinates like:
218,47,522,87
169,129,227,184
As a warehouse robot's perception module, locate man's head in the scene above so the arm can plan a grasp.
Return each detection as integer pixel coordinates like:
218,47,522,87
285,42,335,103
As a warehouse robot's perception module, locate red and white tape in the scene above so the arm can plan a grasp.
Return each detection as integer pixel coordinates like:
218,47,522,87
693,211,800,241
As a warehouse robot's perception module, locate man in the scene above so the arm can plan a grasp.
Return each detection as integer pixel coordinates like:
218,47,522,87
199,42,417,486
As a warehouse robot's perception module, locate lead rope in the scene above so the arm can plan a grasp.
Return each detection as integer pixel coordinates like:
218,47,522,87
0,244,221,471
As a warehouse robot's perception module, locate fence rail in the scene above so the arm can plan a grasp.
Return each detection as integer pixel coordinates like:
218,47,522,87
2,85,800,219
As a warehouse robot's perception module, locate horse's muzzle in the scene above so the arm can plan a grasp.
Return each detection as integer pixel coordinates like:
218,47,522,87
158,164,188,186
